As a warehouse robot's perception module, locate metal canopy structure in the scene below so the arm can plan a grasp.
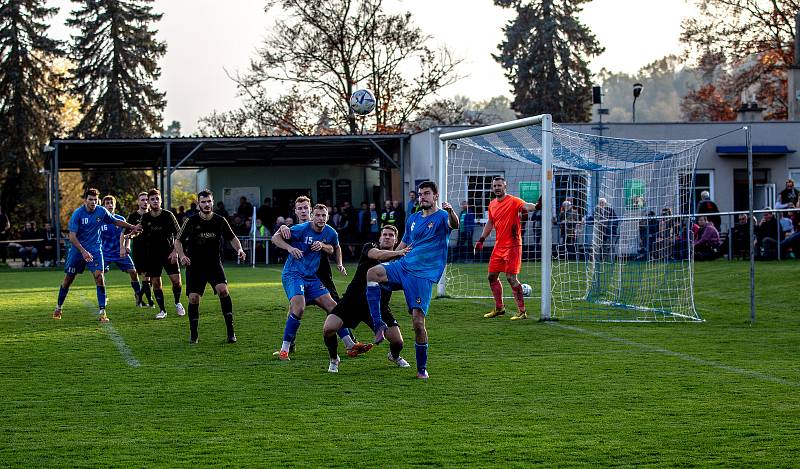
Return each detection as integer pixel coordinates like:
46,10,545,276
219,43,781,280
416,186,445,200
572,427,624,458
45,133,407,261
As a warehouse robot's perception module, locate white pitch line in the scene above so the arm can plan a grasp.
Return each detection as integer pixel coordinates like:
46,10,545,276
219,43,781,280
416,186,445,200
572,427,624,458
79,292,140,368
549,322,799,389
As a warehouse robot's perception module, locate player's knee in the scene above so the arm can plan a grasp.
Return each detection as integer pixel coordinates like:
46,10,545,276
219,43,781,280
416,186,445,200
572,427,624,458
216,285,229,297
488,273,499,282
188,293,201,304
505,274,519,286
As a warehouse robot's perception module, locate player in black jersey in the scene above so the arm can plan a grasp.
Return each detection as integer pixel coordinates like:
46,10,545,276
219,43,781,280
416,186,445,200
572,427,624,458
274,196,372,358
322,225,412,373
140,188,184,319
125,192,154,307
174,189,246,344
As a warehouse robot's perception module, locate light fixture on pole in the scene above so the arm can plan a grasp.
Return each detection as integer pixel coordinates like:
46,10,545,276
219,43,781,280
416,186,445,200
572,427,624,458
632,83,643,123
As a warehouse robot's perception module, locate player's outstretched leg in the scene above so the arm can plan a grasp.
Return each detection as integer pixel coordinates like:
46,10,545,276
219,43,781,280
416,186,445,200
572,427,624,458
484,272,506,318
323,314,343,373
278,296,305,361
412,309,428,379
188,295,200,344
54,274,76,319
94,272,109,323
366,264,389,343
508,274,527,321
217,284,236,343
385,326,410,368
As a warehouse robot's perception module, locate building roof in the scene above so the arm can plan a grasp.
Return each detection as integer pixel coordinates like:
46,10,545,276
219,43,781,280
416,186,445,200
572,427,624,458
48,134,408,170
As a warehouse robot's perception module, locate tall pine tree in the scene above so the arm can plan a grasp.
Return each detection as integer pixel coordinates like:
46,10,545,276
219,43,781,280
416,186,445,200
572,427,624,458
68,0,166,194
494,0,603,122
0,0,65,222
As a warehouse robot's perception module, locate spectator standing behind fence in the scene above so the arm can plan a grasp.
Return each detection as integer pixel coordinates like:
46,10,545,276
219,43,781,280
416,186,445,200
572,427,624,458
455,200,476,261
559,200,582,260
257,197,274,228
393,200,405,239
380,200,395,228
406,191,418,215
593,198,618,258
236,196,254,220
776,179,799,209
731,214,752,259
696,191,722,232
694,216,721,260
19,221,39,267
40,222,58,266
0,208,9,264
214,201,230,220
755,210,779,259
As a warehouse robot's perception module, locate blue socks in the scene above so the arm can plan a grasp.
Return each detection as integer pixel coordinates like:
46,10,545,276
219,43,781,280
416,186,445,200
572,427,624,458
415,342,428,374
282,313,302,344
366,283,384,329
57,285,69,307
96,285,106,309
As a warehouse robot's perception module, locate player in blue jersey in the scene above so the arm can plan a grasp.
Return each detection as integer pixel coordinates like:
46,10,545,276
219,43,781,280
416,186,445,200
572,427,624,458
273,196,372,359
365,181,458,379
53,188,142,322
100,195,142,306
271,204,341,361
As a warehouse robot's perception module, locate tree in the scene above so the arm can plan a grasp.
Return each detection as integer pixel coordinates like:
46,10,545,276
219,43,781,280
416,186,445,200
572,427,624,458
597,55,698,122
0,0,65,223
68,0,166,193
221,0,460,135
493,0,603,123
161,120,181,138
681,0,798,120
409,95,517,130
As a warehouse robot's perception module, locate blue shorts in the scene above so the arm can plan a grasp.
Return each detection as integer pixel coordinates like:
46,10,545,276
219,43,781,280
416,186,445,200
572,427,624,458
382,260,435,316
282,273,329,302
64,247,104,275
103,255,135,272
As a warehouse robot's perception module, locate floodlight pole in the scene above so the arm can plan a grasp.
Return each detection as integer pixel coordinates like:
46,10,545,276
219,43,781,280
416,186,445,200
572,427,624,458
746,126,756,324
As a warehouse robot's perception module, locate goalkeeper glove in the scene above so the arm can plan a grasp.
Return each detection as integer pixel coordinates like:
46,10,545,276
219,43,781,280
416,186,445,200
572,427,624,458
474,237,485,254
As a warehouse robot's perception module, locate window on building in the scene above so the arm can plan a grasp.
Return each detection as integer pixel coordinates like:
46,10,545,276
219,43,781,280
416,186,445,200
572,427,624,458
679,170,714,215
466,173,503,220
555,173,588,218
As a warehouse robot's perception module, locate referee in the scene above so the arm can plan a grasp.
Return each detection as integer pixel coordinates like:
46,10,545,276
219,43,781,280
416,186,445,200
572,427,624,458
174,189,245,344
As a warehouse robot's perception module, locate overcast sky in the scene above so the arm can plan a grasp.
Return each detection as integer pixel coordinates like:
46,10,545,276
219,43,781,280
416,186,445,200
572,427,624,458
47,0,696,134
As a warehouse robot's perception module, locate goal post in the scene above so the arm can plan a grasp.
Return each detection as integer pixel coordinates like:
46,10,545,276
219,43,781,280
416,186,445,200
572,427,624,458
437,116,705,322
439,115,554,320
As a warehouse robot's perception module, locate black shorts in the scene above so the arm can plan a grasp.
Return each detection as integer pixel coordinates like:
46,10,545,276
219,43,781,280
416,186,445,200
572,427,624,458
131,245,147,273
329,297,397,331
186,262,227,296
143,252,180,277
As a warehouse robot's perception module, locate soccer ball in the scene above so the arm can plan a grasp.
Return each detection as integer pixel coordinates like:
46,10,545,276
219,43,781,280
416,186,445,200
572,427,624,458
521,283,532,297
350,89,376,115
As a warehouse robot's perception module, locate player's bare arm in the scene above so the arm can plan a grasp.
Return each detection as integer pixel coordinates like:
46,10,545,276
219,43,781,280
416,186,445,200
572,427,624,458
230,236,247,262
368,245,411,262
271,231,303,259
174,238,191,266
68,231,93,262
442,201,459,230
311,241,334,254
113,218,141,234
333,244,346,275
475,219,494,253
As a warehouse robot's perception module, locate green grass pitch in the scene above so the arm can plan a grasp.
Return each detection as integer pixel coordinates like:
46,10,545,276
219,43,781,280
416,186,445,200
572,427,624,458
1,261,798,466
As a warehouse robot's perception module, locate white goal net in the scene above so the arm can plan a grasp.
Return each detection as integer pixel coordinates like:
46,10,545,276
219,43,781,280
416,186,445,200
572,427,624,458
440,116,705,322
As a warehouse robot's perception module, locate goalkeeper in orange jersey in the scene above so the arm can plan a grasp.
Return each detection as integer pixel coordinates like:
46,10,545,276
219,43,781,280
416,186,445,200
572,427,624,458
474,176,540,320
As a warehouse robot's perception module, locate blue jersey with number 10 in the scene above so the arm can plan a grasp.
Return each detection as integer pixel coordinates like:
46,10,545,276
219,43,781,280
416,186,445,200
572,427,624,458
282,222,339,278
100,213,127,260
400,208,452,282
68,205,117,251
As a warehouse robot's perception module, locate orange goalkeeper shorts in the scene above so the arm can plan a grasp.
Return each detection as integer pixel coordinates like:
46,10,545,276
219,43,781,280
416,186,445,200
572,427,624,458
488,245,522,274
